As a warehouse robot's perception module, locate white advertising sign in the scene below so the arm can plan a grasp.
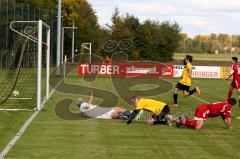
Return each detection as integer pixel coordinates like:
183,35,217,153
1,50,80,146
173,65,221,78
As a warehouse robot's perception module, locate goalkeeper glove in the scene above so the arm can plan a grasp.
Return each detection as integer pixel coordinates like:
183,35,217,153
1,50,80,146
127,110,140,125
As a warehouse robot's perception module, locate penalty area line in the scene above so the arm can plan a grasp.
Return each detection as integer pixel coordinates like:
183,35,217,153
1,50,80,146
164,78,210,104
0,79,63,159
192,95,210,104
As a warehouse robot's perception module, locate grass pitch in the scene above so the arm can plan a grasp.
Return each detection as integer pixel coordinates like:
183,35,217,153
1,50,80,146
1,76,240,159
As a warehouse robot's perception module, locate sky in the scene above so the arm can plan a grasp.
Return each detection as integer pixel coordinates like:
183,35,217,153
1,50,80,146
87,0,240,37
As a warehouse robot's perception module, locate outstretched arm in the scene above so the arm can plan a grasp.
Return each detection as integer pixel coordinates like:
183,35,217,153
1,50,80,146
224,118,232,129
226,68,234,80
127,110,140,124
226,74,233,80
222,115,232,129
87,90,94,104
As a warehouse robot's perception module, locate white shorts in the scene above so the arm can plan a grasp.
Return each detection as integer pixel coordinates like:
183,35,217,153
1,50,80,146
95,108,115,119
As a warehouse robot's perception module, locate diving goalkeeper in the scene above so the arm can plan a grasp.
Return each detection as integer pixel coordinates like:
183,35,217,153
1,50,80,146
76,90,131,120
127,96,176,125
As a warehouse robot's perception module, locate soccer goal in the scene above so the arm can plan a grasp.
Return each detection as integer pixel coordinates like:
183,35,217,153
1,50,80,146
81,43,92,63
0,20,50,111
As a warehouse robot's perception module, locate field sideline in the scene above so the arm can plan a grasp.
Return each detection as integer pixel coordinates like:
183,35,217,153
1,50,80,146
1,76,240,159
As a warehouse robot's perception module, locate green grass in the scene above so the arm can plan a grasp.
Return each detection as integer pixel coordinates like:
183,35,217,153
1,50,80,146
0,68,48,109
1,76,240,159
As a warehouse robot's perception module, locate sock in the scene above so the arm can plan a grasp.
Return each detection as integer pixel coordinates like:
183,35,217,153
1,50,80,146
153,120,167,125
122,110,131,119
116,114,127,120
173,93,178,104
184,119,197,129
189,88,197,96
227,90,233,100
117,110,131,120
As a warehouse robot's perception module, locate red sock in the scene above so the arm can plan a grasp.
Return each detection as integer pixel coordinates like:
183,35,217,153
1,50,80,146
184,119,197,129
227,90,233,100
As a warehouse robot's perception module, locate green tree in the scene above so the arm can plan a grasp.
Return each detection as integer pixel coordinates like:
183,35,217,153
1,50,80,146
62,0,101,56
152,21,181,61
16,0,57,9
110,8,131,40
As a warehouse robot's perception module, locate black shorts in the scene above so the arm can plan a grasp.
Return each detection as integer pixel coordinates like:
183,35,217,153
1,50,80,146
176,82,190,92
152,105,171,125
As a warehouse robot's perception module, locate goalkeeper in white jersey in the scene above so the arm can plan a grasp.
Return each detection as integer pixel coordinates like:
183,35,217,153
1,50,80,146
76,90,132,120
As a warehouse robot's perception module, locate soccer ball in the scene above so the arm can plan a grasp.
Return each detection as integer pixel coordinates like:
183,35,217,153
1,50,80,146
12,90,20,97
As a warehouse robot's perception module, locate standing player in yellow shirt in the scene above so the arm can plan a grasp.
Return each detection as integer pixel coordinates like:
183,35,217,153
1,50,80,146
127,96,176,125
172,55,200,107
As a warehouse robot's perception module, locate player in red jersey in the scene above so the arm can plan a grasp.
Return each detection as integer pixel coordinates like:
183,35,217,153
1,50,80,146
176,98,237,130
226,57,240,105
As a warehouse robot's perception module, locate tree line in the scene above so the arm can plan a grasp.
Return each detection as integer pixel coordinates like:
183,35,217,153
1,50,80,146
177,33,240,54
12,0,240,62
16,0,182,61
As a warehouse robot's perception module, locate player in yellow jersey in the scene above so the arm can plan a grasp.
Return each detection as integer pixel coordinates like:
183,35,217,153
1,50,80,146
172,55,200,107
127,96,176,125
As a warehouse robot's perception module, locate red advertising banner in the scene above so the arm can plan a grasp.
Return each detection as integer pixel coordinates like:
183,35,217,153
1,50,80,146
78,63,173,77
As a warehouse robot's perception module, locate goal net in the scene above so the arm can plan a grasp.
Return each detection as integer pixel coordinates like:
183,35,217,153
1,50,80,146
0,20,50,111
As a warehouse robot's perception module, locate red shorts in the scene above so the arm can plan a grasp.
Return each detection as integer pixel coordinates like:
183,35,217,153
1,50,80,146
231,79,240,91
194,104,209,121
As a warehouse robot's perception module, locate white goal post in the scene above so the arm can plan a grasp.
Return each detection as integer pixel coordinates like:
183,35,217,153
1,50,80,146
9,20,50,111
81,43,92,63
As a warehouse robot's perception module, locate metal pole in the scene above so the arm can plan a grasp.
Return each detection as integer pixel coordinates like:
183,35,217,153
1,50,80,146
61,27,64,63
46,27,50,99
37,20,43,110
56,0,62,75
89,43,92,63
231,35,233,55
62,26,77,64
63,55,66,79
72,21,75,63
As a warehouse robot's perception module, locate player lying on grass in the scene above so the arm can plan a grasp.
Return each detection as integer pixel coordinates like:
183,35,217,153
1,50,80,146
76,90,131,120
176,98,237,130
127,96,176,126
172,55,200,107
226,57,240,106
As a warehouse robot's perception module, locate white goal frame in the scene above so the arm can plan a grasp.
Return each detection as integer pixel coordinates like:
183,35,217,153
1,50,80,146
6,20,50,111
81,43,92,63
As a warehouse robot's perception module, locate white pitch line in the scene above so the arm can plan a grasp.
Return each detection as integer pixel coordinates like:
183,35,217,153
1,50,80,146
165,78,210,104
192,95,210,104
0,79,63,159
0,110,39,159
0,108,33,112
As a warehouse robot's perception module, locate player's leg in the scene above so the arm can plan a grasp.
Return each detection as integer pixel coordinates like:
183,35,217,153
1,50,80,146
234,80,240,106
161,105,176,126
183,90,189,96
166,114,176,126
227,81,235,100
177,115,204,129
166,114,176,122
148,113,168,125
172,82,181,106
182,84,200,97
195,120,204,129
147,117,168,125
176,105,207,129
149,105,173,126
112,107,131,119
147,118,155,125
188,86,201,96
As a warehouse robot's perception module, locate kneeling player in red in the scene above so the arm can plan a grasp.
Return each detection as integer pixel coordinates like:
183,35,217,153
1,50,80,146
176,98,237,129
